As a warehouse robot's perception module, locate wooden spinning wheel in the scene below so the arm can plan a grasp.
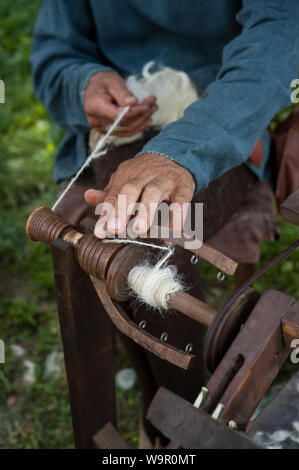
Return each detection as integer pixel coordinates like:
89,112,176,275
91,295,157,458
25,188,299,449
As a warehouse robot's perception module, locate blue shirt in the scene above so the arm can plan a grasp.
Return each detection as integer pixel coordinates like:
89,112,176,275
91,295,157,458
31,0,299,192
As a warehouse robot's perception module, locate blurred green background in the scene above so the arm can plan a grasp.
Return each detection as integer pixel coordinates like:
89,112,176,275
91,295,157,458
0,0,298,449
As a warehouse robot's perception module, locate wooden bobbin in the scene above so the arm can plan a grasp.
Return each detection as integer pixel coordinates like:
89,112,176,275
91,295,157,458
26,206,72,244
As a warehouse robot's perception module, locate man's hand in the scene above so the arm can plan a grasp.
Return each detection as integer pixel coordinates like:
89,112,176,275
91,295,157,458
84,153,195,238
84,71,158,136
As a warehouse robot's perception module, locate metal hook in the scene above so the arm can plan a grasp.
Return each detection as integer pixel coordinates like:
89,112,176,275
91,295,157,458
191,254,199,265
217,271,226,282
185,343,194,353
160,332,168,342
138,320,147,329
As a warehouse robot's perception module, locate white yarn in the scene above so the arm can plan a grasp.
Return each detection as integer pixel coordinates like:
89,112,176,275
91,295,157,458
52,106,130,211
128,262,183,310
105,237,184,310
90,62,199,149
103,238,169,251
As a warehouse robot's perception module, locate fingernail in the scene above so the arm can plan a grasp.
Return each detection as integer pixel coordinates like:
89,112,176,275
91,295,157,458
125,96,137,104
133,217,147,232
107,217,123,231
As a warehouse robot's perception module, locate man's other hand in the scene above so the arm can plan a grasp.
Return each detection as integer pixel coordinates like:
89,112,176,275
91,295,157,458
84,71,158,136
84,153,195,238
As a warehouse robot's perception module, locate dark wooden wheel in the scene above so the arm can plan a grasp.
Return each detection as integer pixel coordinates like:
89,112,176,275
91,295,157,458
204,288,261,372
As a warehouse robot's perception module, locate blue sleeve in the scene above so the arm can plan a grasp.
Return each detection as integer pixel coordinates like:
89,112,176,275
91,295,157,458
140,0,299,192
31,0,115,133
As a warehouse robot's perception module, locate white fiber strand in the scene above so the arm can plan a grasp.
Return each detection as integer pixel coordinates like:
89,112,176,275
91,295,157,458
103,238,168,251
52,106,130,211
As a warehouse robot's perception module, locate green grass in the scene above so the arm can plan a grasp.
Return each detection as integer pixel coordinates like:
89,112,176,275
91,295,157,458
0,0,298,449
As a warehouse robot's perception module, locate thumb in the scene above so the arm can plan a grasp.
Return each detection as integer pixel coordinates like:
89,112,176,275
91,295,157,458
84,189,107,207
109,78,138,107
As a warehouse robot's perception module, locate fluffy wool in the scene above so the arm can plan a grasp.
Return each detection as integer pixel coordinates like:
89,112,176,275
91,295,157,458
89,62,199,149
105,238,184,310
127,262,183,310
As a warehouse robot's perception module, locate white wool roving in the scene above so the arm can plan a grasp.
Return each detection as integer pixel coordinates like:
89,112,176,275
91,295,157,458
127,262,183,310
126,61,198,129
89,61,199,149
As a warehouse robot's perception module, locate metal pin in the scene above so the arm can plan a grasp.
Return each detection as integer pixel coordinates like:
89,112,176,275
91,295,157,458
191,254,199,265
217,271,226,282
160,332,168,342
211,403,225,420
193,386,209,409
228,420,238,430
185,343,193,353
139,320,147,329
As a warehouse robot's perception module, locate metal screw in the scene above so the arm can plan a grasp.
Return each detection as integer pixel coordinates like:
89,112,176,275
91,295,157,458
191,254,199,265
217,271,226,281
185,343,193,353
160,332,168,342
139,320,147,329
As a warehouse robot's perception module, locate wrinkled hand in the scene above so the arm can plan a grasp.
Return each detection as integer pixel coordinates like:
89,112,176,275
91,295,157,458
84,71,158,136
84,153,195,238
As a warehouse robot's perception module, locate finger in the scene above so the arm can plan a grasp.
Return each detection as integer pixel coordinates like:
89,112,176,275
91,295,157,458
90,94,121,121
169,187,194,234
169,202,189,237
94,190,121,238
109,80,138,107
112,118,152,137
132,182,167,234
93,112,154,137
118,101,156,121
88,101,156,131
112,107,157,136
90,89,142,122
107,182,143,234
170,186,194,205
97,102,157,127
91,118,152,137
141,95,157,107
84,189,107,207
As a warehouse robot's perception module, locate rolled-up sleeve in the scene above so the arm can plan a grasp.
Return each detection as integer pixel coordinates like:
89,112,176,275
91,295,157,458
31,0,114,133
140,0,299,192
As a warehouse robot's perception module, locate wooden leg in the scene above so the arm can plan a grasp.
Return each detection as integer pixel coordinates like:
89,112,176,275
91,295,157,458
51,239,116,448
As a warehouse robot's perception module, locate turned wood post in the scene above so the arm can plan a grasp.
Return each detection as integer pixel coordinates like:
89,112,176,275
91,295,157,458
51,239,117,448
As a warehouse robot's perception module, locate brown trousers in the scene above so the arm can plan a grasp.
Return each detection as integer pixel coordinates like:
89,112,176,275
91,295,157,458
55,131,277,441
